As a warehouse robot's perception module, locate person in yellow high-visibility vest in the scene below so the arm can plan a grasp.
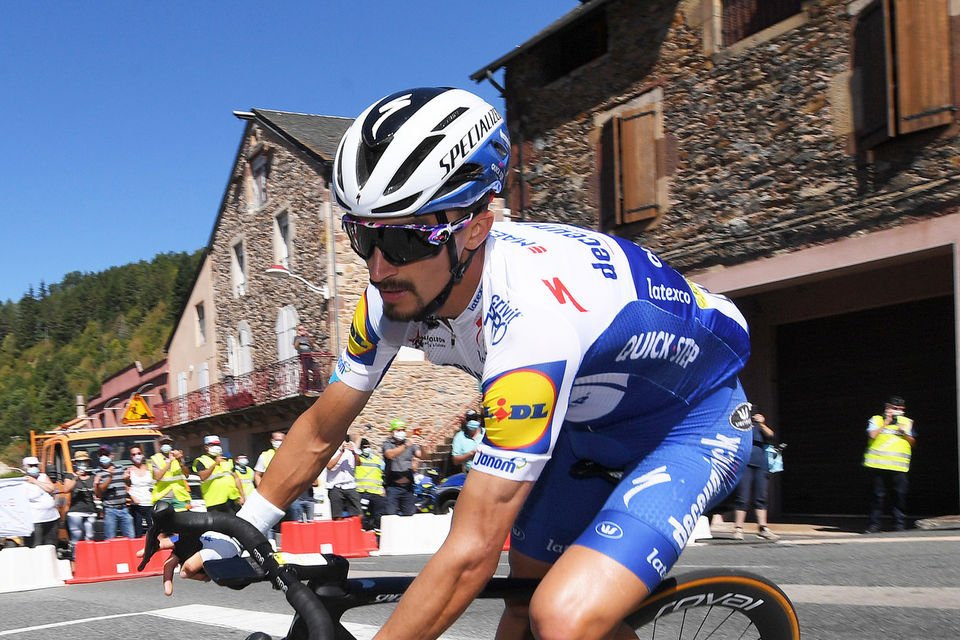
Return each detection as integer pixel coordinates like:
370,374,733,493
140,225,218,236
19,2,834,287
235,454,255,498
355,437,386,531
193,435,244,514
150,436,192,511
863,395,916,533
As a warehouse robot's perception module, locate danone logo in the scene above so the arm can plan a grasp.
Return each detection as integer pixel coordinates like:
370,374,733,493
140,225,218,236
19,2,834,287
347,293,377,364
482,365,561,451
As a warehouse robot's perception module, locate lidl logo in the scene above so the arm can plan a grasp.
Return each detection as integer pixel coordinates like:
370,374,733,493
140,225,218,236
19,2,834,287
482,362,564,452
347,292,378,365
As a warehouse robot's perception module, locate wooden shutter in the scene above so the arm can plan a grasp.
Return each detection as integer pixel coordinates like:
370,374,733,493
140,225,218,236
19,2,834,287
618,108,660,224
893,0,954,134
855,0,896,148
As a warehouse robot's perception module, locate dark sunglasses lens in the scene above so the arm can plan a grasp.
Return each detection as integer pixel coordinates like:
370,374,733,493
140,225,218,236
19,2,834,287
345,221,444,265
378,227,442,265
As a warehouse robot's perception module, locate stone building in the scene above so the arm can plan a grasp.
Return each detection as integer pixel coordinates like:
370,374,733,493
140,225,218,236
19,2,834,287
159,108,479,464
471,0,960,518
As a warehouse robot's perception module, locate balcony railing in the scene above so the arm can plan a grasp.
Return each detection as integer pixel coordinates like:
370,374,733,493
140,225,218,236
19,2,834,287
155,353,334,428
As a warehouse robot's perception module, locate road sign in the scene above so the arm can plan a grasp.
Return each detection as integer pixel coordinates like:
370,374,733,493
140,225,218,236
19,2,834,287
122,394,155,425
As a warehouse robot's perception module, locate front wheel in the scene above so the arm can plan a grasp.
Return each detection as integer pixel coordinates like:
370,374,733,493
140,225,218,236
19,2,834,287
625,569,800,639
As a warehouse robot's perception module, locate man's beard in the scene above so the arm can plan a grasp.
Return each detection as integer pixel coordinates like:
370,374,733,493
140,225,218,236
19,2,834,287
374,278,426,322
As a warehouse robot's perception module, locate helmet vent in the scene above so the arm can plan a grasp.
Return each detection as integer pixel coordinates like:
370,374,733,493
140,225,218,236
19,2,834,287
356,140,388,190
384,135,444,196
433,162,484,200
335,191,353,212
492,140,508,159
373,192,422,214
432,107,468,132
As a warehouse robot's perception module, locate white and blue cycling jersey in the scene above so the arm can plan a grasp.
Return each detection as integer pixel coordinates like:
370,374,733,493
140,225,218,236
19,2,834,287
334,221,749,479
334,221,752,588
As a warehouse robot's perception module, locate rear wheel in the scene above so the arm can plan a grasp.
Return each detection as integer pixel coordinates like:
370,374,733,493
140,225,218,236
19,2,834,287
625,569,800,639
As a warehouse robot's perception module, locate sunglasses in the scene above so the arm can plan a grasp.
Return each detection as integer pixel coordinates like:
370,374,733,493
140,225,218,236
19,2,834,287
341,214,473,266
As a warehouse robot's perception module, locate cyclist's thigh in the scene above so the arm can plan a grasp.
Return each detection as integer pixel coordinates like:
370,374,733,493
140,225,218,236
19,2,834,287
510,428,618,565
573,380,751,590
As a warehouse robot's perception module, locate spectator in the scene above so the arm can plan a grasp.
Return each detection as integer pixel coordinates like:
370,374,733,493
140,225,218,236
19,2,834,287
382,419,422,516
294,324,321,395
94,446,134,539
126,446,154,537
62,451,97,557
192,435,244,514
355,437,386,531
221,364,237,397
451,410,484,472
863,395,916,533
235,454,255,498
254,431,285,487
731,406,779,541
21,456,59,548
326,435,362,519
149,435,192,511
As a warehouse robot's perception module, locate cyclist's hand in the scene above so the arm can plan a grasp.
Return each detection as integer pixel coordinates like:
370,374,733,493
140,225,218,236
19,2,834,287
134,533,207,596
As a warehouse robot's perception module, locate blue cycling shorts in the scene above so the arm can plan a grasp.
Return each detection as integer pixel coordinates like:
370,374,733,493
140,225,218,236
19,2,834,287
510,377,751,592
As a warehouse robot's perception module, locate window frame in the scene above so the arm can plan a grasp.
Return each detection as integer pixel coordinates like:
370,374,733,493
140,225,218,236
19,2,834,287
231,240,247,298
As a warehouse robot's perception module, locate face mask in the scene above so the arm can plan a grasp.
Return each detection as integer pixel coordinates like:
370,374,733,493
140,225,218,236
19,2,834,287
271,440,282,449
75,463,89,472
209,446,223,456
26,467,40,477
393,431,406,441
132,454,144,464
99,456,111,466
237,459,248,468
362,447,372,457
160,444,173,454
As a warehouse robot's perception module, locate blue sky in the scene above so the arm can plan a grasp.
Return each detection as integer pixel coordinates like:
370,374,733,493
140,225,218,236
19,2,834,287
0,2,579,303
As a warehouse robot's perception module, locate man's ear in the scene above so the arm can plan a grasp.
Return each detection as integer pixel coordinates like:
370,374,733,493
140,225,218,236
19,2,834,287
464,209,495,250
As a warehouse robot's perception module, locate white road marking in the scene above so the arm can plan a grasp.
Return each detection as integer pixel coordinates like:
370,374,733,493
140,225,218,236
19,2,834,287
784,534,960,546
782,585,960,610
0,613,142,636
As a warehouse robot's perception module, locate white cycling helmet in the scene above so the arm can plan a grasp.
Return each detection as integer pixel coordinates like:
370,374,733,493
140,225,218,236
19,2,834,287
333,87,510,218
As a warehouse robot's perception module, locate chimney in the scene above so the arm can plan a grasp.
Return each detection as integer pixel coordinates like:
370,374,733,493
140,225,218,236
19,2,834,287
76,394,85,418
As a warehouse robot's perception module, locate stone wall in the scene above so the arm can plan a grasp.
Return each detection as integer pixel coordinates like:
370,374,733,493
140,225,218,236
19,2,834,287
502,0,960,272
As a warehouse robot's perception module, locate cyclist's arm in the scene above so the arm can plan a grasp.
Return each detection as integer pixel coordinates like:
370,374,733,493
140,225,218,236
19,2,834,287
252,381,372,513
375,470,534,640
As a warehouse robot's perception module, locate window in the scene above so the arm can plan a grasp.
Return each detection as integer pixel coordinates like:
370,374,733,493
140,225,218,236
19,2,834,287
251,154,268,208
276,305,299,361
232,241,247,297
721,0,803,45
535,8,607,85
274,211,292,268
855,0,954,149
227,335,238,378
598,96,668,231
195,303,206,345
197,362,210,389
237,321,253,375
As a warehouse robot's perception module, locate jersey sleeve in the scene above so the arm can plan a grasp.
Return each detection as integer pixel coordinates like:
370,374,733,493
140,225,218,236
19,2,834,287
470,294,582,483
330,286,402,391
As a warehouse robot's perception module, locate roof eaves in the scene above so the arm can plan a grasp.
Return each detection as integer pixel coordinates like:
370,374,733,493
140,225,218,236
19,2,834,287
469,0,615,81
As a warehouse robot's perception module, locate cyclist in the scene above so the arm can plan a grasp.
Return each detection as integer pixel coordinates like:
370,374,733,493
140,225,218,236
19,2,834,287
169,87,752,640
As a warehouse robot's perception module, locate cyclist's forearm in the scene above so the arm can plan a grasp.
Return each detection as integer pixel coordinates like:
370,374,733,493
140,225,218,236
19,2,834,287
376,544,500,640
258,382,371,510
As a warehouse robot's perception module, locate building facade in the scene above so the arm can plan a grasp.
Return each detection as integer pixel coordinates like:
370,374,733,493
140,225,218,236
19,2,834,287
472,0,960,517
159,108,480,462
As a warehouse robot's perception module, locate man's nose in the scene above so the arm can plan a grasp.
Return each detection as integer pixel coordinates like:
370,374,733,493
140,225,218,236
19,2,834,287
368,247,397,281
